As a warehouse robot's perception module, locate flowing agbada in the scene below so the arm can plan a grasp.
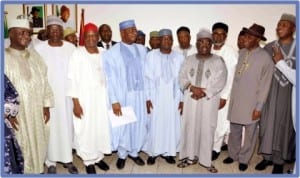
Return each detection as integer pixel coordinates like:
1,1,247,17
67,47,112,163
5,47,54,173
142,49,184,157
179,54,227,167
34,41,76,165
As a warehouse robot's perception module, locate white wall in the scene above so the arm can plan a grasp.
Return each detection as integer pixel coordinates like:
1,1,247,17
5,3,295,50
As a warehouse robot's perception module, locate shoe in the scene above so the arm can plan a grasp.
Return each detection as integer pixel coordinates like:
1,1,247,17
95,160,109,171
272,164,284,174
147,156,157,165
212,151,220,161
255,159,273,171
47,166,56,174
161,156,176,164
223,157,234,164
207,165,218,173
221,144,228,151
85,165,96,174
128,155,145,166
287,169,294,174
116,158,126,169
239,163,248,171
63,162,78,174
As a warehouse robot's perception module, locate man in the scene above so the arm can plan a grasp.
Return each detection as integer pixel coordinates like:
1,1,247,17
237,30,246,50
136,30,146,45
178,29,227,173
256,13,296,174
103,19,148,169
173,26,197,58
211,22,238,161
143,29,184,165
5,18,54,173
64,27,78,46
34,15,78,174
30,7,43,28
148,30,160,50
223,23,273,171
67,23,111,174
97,24,117,49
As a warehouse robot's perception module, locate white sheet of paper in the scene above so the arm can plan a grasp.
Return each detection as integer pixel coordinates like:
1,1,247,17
109,106,137,128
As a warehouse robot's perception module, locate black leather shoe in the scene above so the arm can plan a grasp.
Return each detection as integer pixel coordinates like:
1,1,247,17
63,162,78,174
85,165,96,174
47,166,56,174
255,159,273,171
147,156,157,165
272,164,284,174
95,160,109,171
221,144,228,151
116,158,126,169
239,163,248,171
223,157,234,164
212,151,220,161
161,156,176,164
128,155,145,166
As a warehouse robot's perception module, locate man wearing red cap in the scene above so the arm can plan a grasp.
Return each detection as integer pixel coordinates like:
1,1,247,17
67,23,111,174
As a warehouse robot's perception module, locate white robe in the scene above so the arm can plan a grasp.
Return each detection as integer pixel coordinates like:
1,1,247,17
211,44,238,152
173,45,197,59
67,47,111,163
142,49,184,156
34,41,76,163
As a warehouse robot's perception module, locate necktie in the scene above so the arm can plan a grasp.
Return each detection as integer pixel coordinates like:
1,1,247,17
106,44,110,49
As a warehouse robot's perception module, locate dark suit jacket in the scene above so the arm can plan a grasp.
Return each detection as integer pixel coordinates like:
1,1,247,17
97,41,117,48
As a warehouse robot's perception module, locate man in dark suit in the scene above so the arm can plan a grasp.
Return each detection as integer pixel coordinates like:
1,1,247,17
97,24,117,49
31,7,43,28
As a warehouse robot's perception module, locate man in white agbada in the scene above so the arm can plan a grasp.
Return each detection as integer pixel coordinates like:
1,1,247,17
34,16,78,174
178,29,227,173
173,26,197,58
211,22,238,160
142,29,184,165
5,18,54,174
67,23,111,174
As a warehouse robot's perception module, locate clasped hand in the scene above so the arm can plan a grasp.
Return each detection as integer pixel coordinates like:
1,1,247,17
190,85,206,100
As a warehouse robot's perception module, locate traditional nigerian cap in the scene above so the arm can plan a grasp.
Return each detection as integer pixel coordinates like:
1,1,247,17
119,19,136,30
8,18,30,30
280,13,296,25
47,15,63,27
64,27,76,37
212,22,229,33
84,23,98,33
196,28,212,40
159,29,172,37
137,30,145,37
149,31,159,37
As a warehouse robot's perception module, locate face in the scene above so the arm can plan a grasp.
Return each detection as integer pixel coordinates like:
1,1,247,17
149,37,161,49
33,11,39,18
9,27,32,50
136,35,145,45
243,33,260,50
84,30,99,48
237,34,246,49
47,25,63,42
61,10,70,22
65,33,78,46
196,38,212,55
276,20,295,39
99,25,112,43
160,35,173,51
177,31,191,49
120,27,137,44
212,28,227,46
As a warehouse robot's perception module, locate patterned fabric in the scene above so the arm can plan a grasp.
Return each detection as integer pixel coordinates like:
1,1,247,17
4,75,24,174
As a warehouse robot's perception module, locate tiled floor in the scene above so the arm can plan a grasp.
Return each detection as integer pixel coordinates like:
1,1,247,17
48,146,295,175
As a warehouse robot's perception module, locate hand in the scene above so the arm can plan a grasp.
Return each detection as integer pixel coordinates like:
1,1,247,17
8,117,19,130
252,109,261,120
272,45,284,64
73,103,83,119
146,100,153,114
178,102,184,115
190,85,206,99
43,107,50,123
219,99,227,110
112,103,122,116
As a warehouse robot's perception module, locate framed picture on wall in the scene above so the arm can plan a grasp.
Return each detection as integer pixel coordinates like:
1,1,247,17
23,4,46,33
52,4,78,32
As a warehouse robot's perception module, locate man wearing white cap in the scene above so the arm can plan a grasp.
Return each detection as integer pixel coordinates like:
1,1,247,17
34,15,77,174
103,19,148,169
4,18,54,174
142,29,184,165
64,27,78,46
178,29,227,173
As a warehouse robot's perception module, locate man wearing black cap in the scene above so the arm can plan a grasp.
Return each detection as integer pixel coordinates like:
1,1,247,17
223,23,273,171
31,6,43,28
257,13,296,174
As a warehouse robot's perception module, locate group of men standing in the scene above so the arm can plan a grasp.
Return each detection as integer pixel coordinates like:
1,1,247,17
4,12,296,175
